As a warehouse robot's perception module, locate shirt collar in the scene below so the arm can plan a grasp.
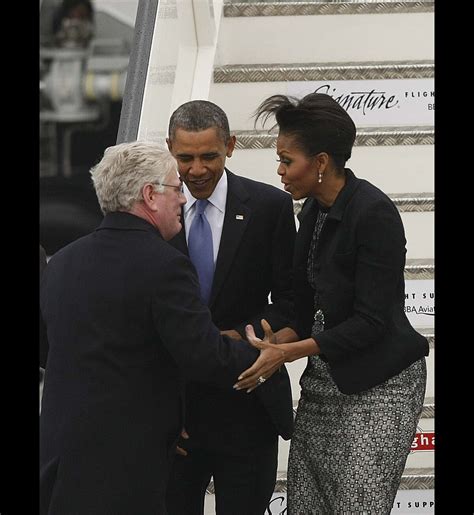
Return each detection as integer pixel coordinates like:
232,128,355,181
183,170,228,214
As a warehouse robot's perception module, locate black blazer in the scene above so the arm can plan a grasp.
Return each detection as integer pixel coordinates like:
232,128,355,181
39,245,48,369
169,169,296,453
292,169,429,394
39,212,259,514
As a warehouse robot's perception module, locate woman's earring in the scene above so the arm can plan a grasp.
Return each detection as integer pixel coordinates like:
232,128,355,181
318,172,323,183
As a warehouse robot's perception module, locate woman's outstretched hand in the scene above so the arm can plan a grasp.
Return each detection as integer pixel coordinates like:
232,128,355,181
233,319,287,393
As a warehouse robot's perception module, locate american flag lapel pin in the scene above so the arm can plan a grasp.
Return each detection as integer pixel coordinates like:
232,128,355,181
235,214,244,220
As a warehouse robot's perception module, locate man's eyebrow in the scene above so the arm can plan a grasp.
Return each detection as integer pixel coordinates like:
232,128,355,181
176,152,220,158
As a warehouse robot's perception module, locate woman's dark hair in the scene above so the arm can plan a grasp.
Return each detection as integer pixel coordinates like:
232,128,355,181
254,93,356,170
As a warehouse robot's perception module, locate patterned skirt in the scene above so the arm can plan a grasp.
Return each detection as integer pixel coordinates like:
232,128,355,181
287,356,426,515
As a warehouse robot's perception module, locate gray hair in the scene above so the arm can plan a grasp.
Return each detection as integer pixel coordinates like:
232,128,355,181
168,100,231,143
90,141,177,214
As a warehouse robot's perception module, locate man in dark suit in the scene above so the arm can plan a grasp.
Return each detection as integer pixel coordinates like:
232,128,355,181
39,142,265,515
165,100,296,515
40,245,48,373
40,244,48,398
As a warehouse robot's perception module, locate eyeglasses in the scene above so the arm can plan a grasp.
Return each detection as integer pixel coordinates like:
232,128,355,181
157,182,184,194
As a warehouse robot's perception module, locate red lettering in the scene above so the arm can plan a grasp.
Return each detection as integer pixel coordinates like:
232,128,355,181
411,431,435,452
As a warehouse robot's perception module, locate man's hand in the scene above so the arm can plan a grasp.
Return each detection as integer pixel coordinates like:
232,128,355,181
176,428,189,456
220,329,243,340
233,319,286,393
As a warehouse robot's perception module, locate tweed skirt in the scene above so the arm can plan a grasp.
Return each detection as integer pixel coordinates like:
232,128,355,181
287,356,427,515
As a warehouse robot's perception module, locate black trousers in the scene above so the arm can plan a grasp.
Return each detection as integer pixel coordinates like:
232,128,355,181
166,439,278,515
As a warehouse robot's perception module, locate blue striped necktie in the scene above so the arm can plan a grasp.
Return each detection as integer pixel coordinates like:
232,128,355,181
188,199,214,304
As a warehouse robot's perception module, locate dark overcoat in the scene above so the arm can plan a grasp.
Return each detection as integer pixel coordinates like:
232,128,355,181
40,212,258,514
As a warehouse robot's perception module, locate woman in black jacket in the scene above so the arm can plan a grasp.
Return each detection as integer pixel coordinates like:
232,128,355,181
235,92,429,514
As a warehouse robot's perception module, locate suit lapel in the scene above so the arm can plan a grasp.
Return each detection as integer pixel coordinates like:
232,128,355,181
209,171,251,308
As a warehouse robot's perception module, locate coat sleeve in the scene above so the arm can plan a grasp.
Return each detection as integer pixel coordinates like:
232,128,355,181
40,245,49,369
152,253,258,387
316,199,407,363
233,193,296,338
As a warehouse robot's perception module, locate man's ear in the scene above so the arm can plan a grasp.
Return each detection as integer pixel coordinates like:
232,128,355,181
226,135,236,158
142,183,158,210
166,138,172,152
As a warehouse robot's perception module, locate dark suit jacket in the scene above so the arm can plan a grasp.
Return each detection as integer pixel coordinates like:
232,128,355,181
40,245,48,369
169,169,296,454
39,212,259,515
292,168,429,394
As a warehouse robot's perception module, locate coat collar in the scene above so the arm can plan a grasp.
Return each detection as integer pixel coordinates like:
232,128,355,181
97,211,163,239
298,168,361,223
225,168,251,204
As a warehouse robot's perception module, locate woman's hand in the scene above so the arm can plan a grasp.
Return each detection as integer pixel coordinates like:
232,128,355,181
233,319,287,393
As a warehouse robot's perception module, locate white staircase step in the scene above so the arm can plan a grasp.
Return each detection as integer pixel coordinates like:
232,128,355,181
211,80,434,131
218,9,434,64
214,60,434,83
398,467,434,490
420,396,434,419
232,127,434,149
404,258,433,279
206,467,434,494
417,327,434,349
400,211,433,259
227,144,433,194
383,193,434,212
424,349,434,400
350,144,434,194
223,2,435,19
292,193,433,215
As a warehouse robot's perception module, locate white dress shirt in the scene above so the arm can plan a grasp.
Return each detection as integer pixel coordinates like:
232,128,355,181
183,170,228,264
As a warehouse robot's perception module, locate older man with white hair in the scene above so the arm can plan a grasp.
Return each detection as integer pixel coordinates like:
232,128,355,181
39,141,262,515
